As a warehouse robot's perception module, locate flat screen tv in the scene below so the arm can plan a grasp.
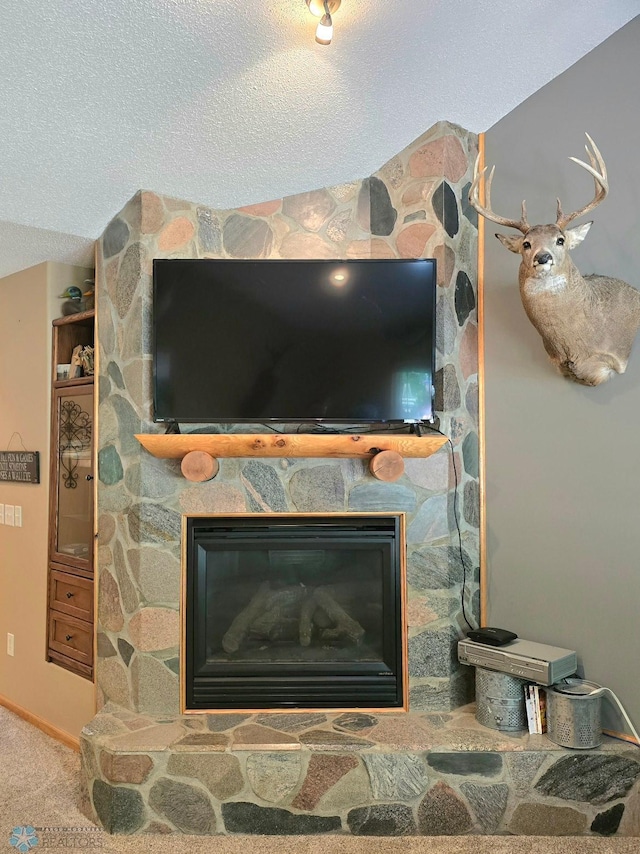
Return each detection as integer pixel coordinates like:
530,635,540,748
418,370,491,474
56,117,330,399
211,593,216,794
152,258,436,424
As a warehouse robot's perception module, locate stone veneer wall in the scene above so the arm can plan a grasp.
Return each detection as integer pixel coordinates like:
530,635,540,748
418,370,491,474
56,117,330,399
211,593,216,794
95,120,480,717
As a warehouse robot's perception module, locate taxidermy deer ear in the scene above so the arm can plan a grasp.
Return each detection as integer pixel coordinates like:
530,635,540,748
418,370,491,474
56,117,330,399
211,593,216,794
565,221,593,249
495,233,523,253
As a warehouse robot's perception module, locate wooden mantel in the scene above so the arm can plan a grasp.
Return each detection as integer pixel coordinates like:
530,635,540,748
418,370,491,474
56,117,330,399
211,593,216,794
135,432,448,483
135,432,447,460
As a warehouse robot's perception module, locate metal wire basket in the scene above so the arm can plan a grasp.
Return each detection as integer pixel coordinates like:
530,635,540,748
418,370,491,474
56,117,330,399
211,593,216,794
475,666,528,732
546,681,602,748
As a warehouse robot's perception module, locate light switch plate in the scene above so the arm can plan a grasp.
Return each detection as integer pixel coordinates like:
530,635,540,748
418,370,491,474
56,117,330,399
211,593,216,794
0,503,4,524
4,505,14,526
14,506,22,527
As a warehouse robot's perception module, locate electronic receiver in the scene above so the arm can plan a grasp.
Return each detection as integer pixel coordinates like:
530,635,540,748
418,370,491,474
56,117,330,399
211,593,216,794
466,627,517,646
458,637,578,686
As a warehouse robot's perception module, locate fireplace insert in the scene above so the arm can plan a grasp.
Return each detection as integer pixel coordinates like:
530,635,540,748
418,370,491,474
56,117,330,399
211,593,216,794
183,514,406,711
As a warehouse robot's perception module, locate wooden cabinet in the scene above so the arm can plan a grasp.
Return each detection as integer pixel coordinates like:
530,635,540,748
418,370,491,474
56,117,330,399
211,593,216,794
46,310,95,680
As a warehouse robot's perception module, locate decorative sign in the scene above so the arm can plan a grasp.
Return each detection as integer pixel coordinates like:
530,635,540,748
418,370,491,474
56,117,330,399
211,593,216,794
0,451,40,483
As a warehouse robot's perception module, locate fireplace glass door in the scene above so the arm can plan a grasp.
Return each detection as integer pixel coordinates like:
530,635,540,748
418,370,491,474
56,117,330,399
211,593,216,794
184,514,406,711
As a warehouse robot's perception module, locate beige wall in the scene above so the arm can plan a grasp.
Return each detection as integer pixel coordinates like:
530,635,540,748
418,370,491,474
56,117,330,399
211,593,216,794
0,262,95,739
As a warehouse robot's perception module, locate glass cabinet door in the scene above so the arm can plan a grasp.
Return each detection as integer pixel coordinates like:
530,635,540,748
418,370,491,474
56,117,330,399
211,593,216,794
51,385,94,573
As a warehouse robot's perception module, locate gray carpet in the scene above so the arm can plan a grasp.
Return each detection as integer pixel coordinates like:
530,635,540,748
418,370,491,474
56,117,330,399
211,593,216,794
1,705,638,853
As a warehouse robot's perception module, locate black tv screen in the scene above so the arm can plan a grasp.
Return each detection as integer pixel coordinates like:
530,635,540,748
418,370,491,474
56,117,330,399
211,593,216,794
152,258,436,424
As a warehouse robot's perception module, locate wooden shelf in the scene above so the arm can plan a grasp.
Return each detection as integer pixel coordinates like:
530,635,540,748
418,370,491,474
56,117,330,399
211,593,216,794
135,432,448,461
53,376,94,389
53,308,95,327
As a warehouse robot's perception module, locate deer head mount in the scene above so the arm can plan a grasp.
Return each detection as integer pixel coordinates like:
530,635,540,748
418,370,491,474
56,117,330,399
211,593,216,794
469,134,640,386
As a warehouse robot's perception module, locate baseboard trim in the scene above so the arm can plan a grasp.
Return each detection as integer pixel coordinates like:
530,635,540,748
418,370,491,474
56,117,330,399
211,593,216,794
603,728,640,746
0,694,80,752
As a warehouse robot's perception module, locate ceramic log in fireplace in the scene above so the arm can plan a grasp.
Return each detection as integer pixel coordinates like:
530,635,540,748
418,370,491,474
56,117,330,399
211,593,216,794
182,513,407,712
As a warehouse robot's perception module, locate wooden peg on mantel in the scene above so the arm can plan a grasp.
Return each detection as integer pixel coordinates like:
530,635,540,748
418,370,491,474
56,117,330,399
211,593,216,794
369,450,405,482
180,450,219,482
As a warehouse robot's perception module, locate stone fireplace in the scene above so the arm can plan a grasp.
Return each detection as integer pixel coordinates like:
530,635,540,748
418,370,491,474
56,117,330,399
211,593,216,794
94,119,481,720
82,120,498,835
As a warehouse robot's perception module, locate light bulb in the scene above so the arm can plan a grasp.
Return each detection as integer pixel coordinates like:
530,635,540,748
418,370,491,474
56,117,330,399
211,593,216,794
306,0,340,17
315,13,333,44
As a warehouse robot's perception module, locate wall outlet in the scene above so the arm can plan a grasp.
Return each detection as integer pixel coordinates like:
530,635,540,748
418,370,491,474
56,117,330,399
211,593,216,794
0,503,4,524
7,633,14,656
14,505,22,527
4,505,14,526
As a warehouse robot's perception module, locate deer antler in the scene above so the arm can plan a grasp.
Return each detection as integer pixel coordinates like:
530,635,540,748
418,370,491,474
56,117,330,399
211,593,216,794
468,154,530,234
556,133,609,229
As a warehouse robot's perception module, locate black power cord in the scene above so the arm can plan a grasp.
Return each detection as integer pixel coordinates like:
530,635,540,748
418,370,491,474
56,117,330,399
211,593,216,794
408,422,475,631
429,425,475,631
256,422,417,436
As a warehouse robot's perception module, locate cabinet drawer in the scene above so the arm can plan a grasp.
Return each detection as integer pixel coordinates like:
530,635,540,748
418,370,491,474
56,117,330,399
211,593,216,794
50,570,93,621
48,612,93,666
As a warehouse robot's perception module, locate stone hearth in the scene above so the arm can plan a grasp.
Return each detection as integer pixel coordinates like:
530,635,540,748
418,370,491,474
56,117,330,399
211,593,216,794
80,704,640,836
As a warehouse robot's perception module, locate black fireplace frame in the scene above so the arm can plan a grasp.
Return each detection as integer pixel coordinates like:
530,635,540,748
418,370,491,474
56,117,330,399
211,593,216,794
181,513,407,713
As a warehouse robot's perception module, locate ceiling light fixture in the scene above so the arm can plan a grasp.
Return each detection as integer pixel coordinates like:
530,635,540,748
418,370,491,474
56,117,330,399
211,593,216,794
305,0,341,45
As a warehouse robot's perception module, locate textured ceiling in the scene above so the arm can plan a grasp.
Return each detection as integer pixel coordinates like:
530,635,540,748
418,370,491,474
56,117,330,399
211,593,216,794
0,1,637,278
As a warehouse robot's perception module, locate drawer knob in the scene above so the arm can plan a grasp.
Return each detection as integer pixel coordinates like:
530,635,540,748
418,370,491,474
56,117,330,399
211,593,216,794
66,592,74,598
65,634,73,642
